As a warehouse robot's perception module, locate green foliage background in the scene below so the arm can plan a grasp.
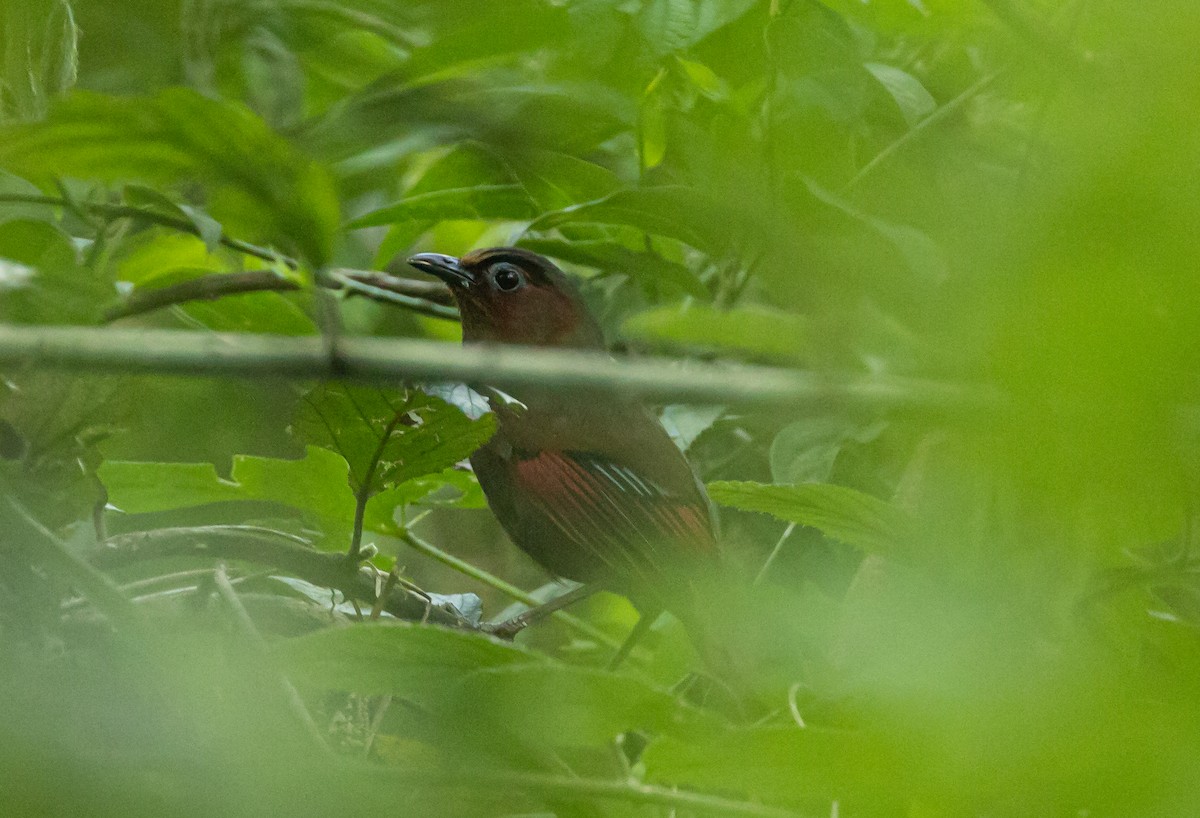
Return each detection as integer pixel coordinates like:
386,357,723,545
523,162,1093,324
2,0,1200,815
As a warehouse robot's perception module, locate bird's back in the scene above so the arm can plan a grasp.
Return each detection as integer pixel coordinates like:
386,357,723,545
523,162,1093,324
470,393,718,613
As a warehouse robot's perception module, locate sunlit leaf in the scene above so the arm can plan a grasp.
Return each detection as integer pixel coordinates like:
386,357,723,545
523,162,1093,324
350,185,536,229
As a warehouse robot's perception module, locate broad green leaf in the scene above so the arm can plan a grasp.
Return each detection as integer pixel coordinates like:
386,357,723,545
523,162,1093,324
504,150,622,210
706,480,912,554
660,404,724,451
0,218,107,324
0,88,339,265
515,237,706,298
770,417,886,484
122,185,225,253
528,187,736,257
272,622,541,698
623,304,808,361
450,664,702,747
363,467,485,534
803,177,948,284
293,384,496,500
0,218,75,270
179,290,315,336
864,62,936,127
99,445,356,527
644,726,906,804
349,185,536,229
114,233,226,286
767,0,862,77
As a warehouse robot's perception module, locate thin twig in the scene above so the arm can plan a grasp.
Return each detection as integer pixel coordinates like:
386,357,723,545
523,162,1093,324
844,71,1000,191
349,409,407,560
0,193,458,320
401,532,620,649
754,522,796,586
369,567,402,621
485,581,601,640
363,270,455,307
324,269,459,320
0,193,290,265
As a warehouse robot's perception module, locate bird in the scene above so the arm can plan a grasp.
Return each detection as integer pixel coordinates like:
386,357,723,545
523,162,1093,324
408,247,721,666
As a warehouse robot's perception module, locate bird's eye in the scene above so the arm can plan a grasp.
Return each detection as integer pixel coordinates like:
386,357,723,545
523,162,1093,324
491,262,525,292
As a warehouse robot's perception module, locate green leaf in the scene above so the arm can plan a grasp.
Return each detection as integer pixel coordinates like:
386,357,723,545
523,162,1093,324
528,187,735,257
0,218,75,270
450,664,701,747
178,290,315,336
515,237,706,298
770,417,886,484
644,726,905,804
675,56,729,101
706,480,912,554
293,385,495,500
505,150,623,211
99,445,356,528
623,304,808,361
803,177,948,284
641,93,668,170
272,622,541,698
865,62,936,127
123,185,225,253
0,88,339,265
660,404,724,451
0,218,107,324
638,0,759,56
349,185,536,229
363,468,485,535
114,233,226,287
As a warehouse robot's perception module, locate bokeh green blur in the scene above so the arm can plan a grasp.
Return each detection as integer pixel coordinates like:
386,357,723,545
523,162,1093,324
2,0,1200,815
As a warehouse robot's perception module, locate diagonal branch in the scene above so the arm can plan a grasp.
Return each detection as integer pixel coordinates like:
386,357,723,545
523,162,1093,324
103,269,302,321
0,193,459,321
93,525,473,627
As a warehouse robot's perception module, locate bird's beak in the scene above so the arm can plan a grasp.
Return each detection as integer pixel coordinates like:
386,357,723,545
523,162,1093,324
407,253,472,287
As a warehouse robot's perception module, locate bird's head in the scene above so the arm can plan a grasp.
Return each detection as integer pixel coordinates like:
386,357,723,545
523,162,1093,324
408,247,605,348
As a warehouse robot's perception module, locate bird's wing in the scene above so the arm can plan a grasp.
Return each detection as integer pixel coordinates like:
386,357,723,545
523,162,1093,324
508,448,716,591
